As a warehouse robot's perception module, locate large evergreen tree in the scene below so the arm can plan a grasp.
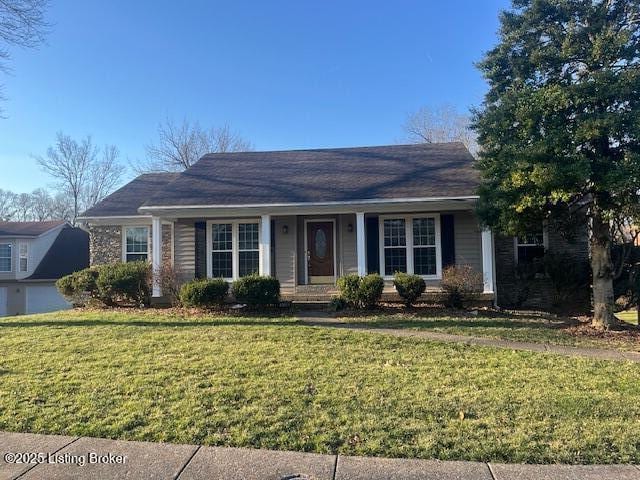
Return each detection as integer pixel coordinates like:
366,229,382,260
474,0,640,329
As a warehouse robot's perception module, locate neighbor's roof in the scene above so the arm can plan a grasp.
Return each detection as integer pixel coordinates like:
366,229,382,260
0,220,66,237
28,226,89,280
80,173,180,218
142,143,479,209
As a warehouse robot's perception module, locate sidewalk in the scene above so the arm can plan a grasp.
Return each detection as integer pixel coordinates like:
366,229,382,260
1,431,639,480
297,314,640,363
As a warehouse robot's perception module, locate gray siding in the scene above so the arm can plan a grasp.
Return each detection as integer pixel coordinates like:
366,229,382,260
174,220,196,282
339,214,358,276
452,210,483,275
274,216,296,291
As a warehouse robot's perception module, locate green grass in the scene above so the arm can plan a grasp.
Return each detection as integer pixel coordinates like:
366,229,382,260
2,309,640,464
337,313,640,352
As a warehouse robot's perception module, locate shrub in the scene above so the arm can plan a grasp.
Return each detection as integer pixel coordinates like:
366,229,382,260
232,274,280,307
337,273,362,307
441,265,482,309
337,273,384,309
393,272,426,307
359,274,384,308
328,295,347,312
96,261,151,307
56,268,100,306
544,252,590,311
179,278,229,307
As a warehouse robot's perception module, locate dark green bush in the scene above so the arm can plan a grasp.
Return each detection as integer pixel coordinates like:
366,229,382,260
336,273,361,306
359,274,384,308
328,295,347,312
393,272,426,307
337,273,384,309
56,268,100,305
232,274,280,306
179,278,229,307
96,261,151,306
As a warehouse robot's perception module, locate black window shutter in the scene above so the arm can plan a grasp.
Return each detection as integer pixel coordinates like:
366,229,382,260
194,221,206,279
366,216,379,274
441,214,455,268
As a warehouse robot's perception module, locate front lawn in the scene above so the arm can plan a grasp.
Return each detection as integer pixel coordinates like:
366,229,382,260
2,309,640,464
337,312,640,352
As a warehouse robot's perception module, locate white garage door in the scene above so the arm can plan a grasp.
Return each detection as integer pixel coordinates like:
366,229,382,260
0,287,6,317
26,285,71,315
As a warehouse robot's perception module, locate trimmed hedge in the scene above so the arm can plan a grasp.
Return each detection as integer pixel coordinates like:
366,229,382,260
179,278,229,307
57,262,151,307
336,273,384,309
56,268,100,305
232,274,280,307
393,272,426,307
95,261,151,306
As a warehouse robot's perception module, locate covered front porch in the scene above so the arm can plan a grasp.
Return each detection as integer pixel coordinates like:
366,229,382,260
146,199,496,304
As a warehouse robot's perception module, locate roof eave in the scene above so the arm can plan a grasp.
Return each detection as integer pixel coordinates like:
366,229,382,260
136,196,480,218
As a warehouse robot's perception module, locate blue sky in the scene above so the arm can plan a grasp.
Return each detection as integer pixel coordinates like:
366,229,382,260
0,0,509,192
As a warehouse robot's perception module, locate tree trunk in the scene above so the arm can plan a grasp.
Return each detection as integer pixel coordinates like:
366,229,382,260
590,213,616,330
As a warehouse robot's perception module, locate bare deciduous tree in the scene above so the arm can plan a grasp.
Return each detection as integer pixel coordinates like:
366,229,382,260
135,118,253,173
0,188,17,220
0,0,48,108
404,104,478,156
34,132,125,224
0,187,74,222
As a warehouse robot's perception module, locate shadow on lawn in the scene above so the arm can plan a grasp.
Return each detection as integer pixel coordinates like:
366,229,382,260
0,318,300,329
350,317,570,331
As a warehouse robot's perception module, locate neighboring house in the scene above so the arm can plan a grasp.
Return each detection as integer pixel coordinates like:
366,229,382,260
79,143,588,309
0,221,89,316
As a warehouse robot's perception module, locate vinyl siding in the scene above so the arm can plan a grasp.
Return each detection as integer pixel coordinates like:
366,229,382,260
174,219,196,282
274,216,296,291
339,214,358,276
453,210,483,274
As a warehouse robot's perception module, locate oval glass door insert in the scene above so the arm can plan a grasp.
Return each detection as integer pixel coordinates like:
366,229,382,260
315,229,327,258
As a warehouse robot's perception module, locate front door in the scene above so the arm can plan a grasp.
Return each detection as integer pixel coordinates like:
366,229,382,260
306,221,335,284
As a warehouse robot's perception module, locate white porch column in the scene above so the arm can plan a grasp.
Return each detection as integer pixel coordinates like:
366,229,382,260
151,216,162,298
260,214,271,276
356,212,366,276
481,228,495,294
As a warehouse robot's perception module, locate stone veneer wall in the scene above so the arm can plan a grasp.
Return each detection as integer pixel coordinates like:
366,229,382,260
89,225,122,265
89,224,173,267
495,226,590,311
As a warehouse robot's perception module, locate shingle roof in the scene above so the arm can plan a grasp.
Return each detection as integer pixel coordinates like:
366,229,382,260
28,226,89,280
142,143,479,208
0,220,66,237
80,173,180,217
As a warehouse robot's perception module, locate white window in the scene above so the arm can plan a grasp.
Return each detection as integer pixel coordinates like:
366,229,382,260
515,229,546,264
207,220,260,280
379,215,441,279
19,243,28,272
0,243,11,272
124,226,149,262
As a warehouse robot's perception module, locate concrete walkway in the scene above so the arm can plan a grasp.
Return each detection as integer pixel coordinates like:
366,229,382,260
297,314,640,363
1,431,639,480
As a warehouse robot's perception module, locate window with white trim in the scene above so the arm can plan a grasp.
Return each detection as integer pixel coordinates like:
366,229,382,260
515,230,545,264
211,223,233,278
383,219,407,274
412,218,437,276
125,227,149,262
0,243,11,272
380,215,441,278
238,223,259,277
209,220,260,280
19,242,28,272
